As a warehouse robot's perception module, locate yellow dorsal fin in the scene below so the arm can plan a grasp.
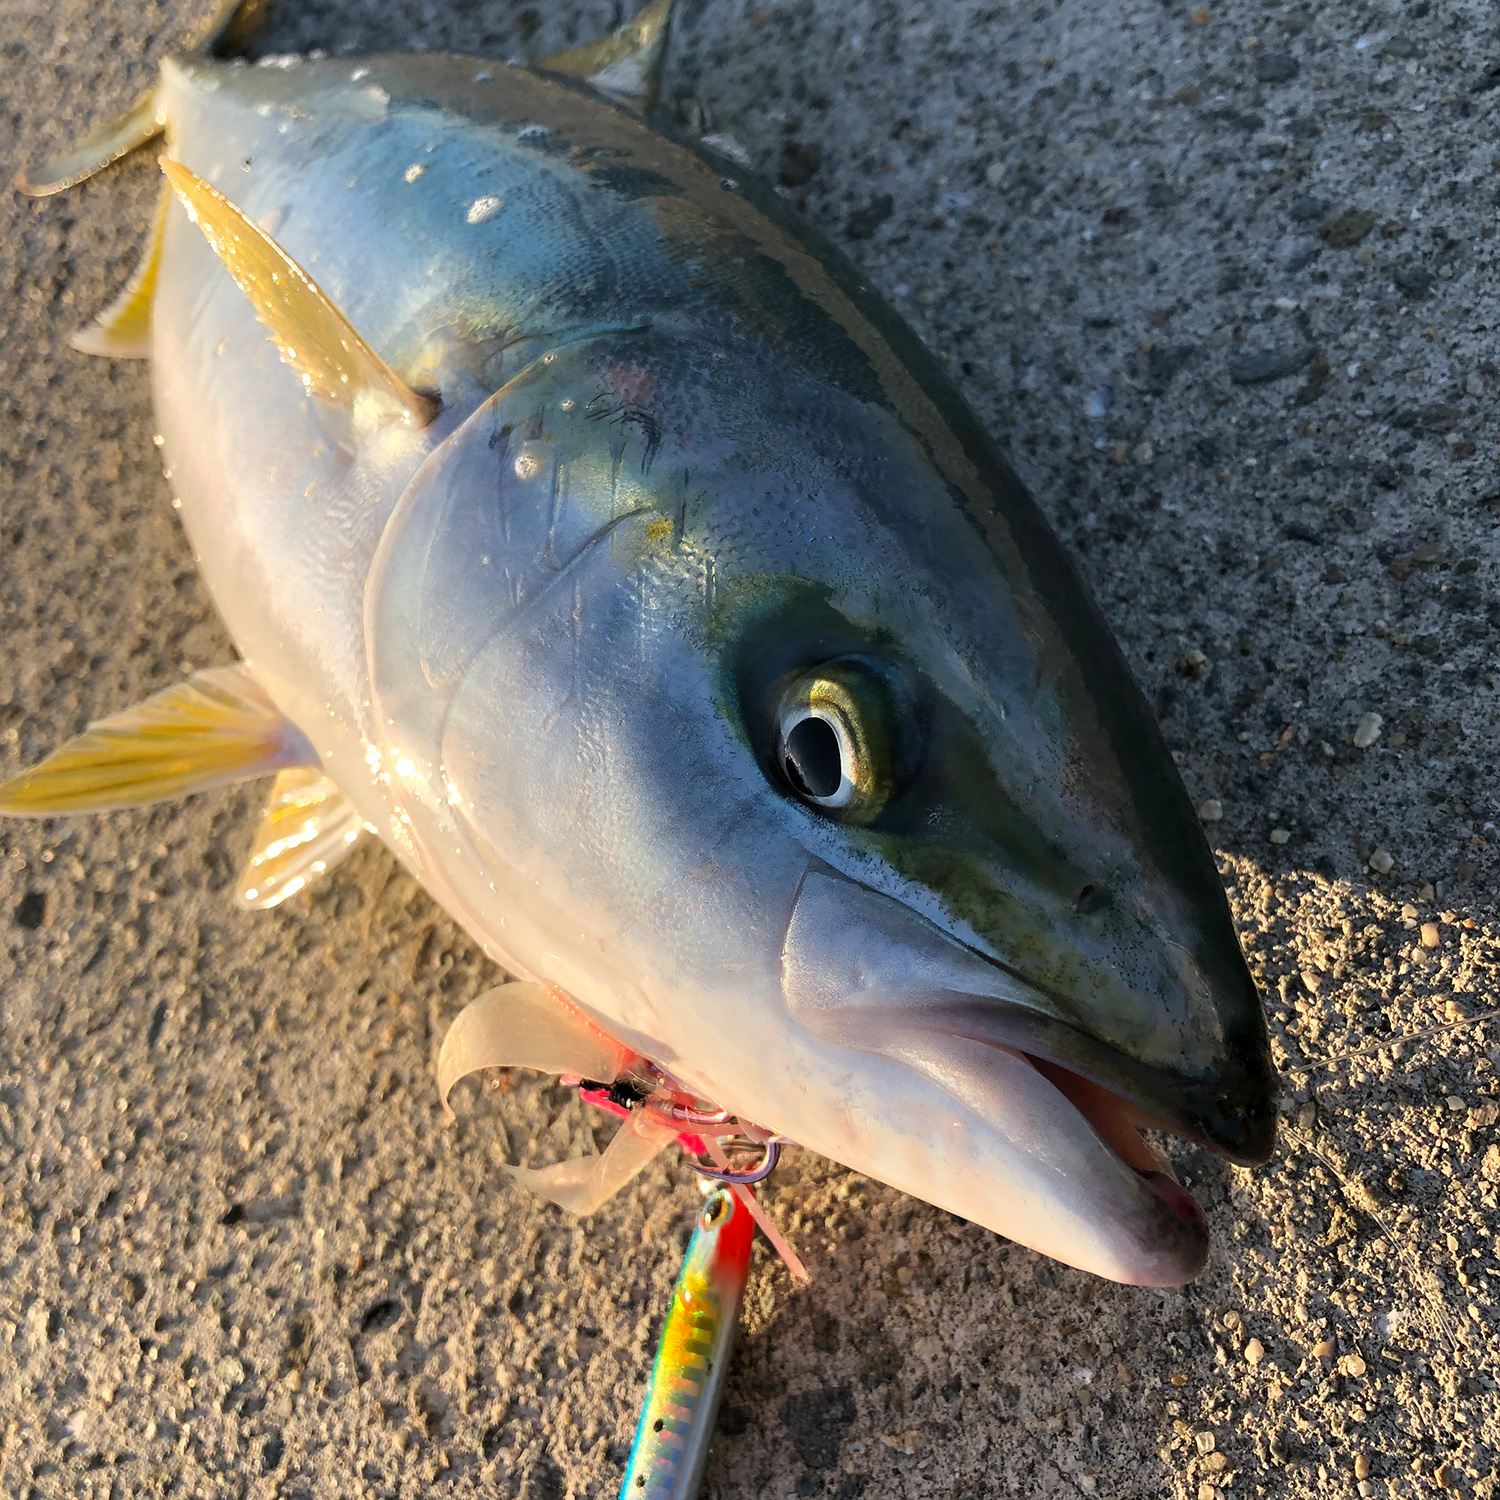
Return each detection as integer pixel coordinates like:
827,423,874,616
538,0,673,113
0,666,316,816
237,767,367,910
161,158,439,426
70,179,171,359
14,0,272,196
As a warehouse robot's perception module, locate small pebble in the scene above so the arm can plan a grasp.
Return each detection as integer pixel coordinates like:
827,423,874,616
1420,922,1440,948
1313,1338,1337,1358
1341,1353,1367,1378
1355,1455,1371,1480
1195,1431,1216,1455
1353,711,1383,749
1434,1463,1460,1490
1198,798,1224,822
1269,827,1290,845
1368,848,1394,875
1244,1338,1265,1366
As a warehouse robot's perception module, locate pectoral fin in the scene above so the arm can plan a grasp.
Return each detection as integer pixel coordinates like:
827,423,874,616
537,0,673,113
0,665,315,816
161,159,438,426
70,179,171,359
237,768,367,910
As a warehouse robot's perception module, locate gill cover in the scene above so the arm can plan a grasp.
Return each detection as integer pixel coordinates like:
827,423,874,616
363,328,671,903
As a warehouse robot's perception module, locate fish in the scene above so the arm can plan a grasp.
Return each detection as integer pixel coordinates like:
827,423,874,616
4,0,1274,1288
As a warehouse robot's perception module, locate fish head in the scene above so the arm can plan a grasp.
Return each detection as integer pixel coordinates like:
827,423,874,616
366,325,1274,1285
720,537,1274,1285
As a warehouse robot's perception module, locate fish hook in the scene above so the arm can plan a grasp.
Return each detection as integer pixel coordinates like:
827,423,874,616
687,1136,780,1185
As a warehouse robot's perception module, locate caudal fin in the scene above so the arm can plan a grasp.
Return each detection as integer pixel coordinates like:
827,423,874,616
13,0,273,197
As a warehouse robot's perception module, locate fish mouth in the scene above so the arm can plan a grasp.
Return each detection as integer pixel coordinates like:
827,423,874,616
781,866,1275,1282
1017,1050,1210,1244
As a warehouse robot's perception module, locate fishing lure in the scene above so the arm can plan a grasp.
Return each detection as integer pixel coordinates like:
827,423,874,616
5,0,1275,1286
621,1187,755,1500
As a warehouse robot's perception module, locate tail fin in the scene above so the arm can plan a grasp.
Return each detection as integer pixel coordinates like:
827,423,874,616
14,0,273,196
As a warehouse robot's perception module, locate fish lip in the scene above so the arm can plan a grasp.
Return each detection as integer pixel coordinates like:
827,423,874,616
1008,1047,1209,1233
956,1041,1210,1279
781,864,1278,1173
926,995,1278,1170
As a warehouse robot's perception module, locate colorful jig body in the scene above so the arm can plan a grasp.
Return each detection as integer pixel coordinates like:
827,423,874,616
621,1188,755,1500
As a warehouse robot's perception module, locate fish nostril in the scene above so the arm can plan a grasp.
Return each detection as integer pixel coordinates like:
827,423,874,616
1075,883,1104,915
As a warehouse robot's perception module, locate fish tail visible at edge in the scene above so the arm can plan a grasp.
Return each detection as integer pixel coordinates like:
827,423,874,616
13,0,273,197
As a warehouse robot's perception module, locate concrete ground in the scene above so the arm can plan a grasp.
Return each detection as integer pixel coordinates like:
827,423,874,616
2,0,1499,1495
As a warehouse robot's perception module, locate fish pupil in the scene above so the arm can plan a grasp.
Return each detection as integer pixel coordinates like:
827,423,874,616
783,717,843,800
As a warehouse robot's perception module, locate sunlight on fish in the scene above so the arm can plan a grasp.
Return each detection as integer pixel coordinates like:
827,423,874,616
3,0,1277,1291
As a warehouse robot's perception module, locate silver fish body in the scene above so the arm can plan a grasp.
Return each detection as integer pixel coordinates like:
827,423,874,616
139,43,1271,1283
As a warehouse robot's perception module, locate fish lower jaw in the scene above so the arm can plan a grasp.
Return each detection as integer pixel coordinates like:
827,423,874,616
1020,1050,1210,1242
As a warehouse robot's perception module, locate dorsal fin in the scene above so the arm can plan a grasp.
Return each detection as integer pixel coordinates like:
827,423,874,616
14,0,272,197
0,665,315,815
537,0,673,114
161,159,439,426
70,179,171,359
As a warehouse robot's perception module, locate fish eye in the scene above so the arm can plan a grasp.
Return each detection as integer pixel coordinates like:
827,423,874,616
773,658,907,824
783,717,843,800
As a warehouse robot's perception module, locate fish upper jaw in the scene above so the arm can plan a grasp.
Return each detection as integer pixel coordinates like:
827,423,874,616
780,865,1275,1282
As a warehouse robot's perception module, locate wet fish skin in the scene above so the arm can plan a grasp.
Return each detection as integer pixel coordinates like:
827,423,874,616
134,40,1270,1282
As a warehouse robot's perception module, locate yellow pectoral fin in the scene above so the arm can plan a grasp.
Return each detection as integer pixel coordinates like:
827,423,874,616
0,666,316,816
161,159,438,426
537,0,673,113
237,767,367,910
70,179,171,359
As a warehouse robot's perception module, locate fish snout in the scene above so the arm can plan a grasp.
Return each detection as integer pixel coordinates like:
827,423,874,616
779,866,1269,1282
